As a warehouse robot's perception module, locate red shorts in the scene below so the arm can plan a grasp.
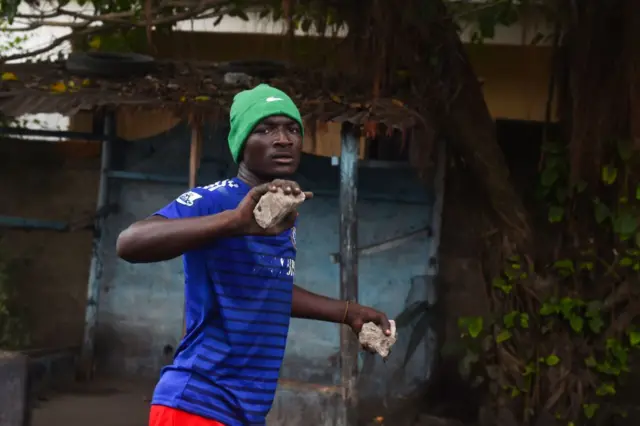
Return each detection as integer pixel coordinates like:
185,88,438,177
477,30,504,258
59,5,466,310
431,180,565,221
149,405,226,426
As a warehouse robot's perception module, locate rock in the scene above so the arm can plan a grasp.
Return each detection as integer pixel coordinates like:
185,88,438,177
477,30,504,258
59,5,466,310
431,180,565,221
358,320,397,359
224,72,253,87
254,188,306,229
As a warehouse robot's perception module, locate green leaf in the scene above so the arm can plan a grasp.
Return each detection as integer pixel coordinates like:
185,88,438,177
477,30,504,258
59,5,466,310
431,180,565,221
629,331,640,347
496,329,512,343
559,297,575,318
541,167,559,187
613,213,638,237
636,184,640,201
615,408,628,418
504,267,520,281
618,139,632,161
523,362,537,376
596,382,616,396
548,205,564,223
503,311,517,329
620,257,634,266
584,356,597,367
594,202,611,224
555,187,568,204
586,300,602,316
545,354,560,366
575,180,588,193
583,403,599,420
458,316,483,338
519,313,529,328
468,317,483,338
588,316,604,334
553,259,575,272
601,165,618,185
492,277,512,294
540,302,558,316
570,315,584,333
578,261,594,271
596,361,621,376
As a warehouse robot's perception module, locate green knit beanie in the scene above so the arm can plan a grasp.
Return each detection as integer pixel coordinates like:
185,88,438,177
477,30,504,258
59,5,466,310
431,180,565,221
228,83,304,163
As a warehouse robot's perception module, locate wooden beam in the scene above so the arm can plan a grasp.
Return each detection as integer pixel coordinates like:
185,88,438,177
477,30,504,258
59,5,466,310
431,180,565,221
189,123,203,189
338,122,359,426
184,123,203,336
330,227,432,264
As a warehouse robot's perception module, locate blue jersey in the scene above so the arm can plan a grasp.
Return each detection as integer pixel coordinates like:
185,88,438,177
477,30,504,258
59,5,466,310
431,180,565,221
151,177,296,426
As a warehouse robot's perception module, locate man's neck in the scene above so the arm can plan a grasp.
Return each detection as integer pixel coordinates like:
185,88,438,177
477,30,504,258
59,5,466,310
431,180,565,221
236,163,269,188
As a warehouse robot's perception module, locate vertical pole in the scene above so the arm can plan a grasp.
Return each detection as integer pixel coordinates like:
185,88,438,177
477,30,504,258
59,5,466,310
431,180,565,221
184,123,202,336
79,111,114,380
338,122,359,426
188,123,202,189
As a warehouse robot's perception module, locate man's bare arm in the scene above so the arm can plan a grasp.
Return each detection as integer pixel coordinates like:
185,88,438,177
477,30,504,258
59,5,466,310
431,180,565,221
291,285,391,334
116,180,302,264
291,285,346,323
116,212,240,264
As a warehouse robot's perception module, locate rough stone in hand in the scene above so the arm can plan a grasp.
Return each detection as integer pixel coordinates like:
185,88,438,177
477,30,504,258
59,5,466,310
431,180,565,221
358,320,397,359
253,188,306,229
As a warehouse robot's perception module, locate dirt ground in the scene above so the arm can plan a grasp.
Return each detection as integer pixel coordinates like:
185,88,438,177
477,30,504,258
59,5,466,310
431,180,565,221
31,377,154,426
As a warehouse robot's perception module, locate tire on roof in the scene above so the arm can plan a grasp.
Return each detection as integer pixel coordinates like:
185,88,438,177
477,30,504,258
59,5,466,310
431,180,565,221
65,52,156,78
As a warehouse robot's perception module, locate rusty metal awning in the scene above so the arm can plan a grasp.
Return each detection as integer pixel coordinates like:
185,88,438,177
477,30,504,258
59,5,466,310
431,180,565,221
0,60,419,129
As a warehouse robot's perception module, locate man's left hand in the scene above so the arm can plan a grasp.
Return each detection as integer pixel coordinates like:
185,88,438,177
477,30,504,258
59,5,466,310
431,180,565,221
344,302,391,336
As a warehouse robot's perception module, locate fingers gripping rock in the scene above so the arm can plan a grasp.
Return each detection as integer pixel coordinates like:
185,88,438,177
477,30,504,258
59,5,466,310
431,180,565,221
358,320,397,359
253,188,306,229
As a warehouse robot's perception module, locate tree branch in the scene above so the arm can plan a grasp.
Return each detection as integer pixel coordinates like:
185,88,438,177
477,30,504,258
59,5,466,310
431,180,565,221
1,24,99,62
0,0,260,61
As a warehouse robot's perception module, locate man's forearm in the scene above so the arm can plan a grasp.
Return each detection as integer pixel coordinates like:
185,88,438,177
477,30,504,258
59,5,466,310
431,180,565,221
291,285,347,323
116,211,239,264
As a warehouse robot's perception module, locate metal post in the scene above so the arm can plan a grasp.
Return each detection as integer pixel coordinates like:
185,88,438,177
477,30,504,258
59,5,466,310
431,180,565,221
338,122,359,426
79,111,114,380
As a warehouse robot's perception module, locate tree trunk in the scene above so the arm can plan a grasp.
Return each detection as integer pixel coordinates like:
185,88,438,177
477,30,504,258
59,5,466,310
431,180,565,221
433,3,532,250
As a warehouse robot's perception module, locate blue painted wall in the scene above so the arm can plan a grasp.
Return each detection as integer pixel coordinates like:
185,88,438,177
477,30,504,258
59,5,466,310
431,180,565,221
95,123,438,422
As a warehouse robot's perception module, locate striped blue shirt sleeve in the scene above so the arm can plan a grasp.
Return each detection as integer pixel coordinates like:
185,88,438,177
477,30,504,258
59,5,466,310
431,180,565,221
153,187,215,219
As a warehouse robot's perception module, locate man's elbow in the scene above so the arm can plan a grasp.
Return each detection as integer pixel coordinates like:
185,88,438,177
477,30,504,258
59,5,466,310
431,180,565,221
116,227,141,263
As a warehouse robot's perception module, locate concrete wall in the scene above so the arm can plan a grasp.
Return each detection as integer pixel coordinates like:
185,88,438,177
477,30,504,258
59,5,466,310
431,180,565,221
94,122,438,420
0,139,99,350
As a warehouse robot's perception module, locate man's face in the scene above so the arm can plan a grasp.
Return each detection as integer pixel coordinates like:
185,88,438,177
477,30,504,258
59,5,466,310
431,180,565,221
241,115,302,177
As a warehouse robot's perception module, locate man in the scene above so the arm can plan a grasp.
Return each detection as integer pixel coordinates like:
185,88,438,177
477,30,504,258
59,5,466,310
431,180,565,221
116,84,391,426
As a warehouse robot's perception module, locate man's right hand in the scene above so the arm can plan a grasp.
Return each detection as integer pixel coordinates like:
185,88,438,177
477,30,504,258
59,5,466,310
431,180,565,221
232,179,313,236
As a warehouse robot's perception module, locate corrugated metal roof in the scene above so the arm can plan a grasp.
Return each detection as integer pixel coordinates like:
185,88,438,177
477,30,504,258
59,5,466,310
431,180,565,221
0,60,418,129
